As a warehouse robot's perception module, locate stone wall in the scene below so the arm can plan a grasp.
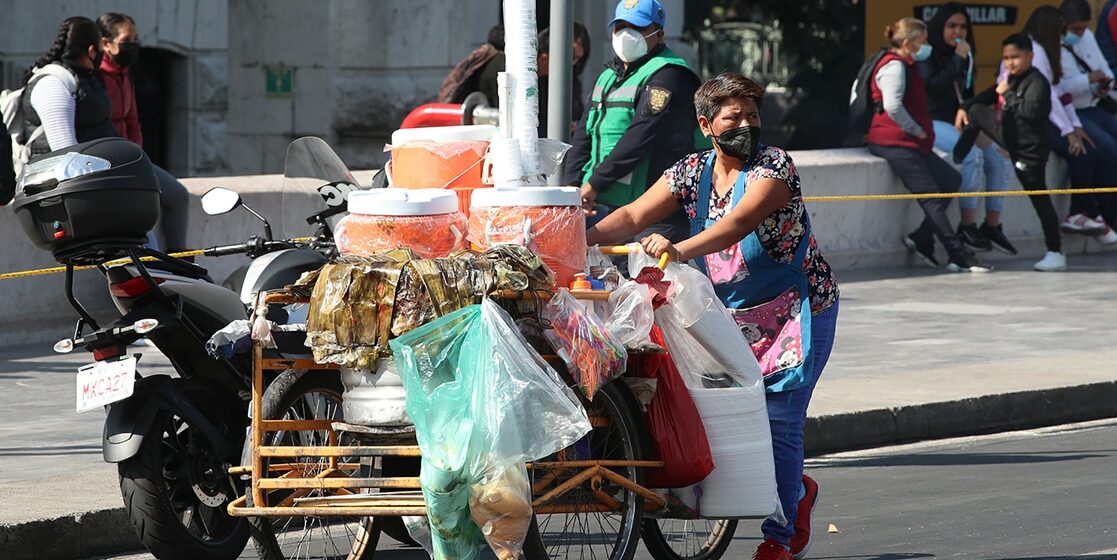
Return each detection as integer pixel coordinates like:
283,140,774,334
0,0,229,176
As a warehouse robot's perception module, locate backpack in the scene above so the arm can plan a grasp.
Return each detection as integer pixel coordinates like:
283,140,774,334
1,64,78,180
847,48,890,138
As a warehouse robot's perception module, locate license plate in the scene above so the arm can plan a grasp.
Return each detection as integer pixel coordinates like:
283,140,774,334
76,356,137,413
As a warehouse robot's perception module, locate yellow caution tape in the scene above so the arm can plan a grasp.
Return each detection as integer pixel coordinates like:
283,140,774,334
802,186,1117,202
3,185,1117,281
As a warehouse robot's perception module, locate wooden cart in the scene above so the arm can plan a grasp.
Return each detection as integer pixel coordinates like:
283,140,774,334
226,248,737,560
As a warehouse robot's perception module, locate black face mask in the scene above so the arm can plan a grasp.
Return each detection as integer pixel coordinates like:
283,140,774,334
112,42,140,68
712,125,762,164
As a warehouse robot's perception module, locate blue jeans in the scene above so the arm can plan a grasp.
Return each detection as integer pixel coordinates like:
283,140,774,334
761,300,840,546
932,120,1008,212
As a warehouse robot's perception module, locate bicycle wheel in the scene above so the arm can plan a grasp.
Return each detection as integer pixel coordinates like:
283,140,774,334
642,518,738,560
532,381,649,560
247,369,380,560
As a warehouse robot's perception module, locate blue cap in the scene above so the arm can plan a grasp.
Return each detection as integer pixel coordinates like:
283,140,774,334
608,0,666,31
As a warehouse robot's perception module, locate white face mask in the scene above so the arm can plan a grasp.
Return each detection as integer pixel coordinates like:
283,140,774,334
612,27,655,63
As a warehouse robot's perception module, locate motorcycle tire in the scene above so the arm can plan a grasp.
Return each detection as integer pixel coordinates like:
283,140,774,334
117,382,249,560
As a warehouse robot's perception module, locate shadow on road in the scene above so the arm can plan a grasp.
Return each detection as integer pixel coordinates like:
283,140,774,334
810,554,935,560
810,450,1112,468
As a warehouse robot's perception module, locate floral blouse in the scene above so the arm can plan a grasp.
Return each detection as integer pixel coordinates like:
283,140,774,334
664,147,839,314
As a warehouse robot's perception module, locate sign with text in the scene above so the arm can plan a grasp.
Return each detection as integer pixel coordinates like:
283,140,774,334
915,5,1019,26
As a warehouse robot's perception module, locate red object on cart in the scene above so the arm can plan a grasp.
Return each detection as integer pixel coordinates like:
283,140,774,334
639,325,715,488
399,103,465,129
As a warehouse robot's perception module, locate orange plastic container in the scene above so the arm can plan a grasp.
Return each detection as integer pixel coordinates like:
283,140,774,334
467,187,587,286
336,189,467,259
390,125,495,190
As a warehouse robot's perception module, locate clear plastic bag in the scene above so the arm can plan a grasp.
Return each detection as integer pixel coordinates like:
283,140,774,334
391,300,591,559
604,280,656,350
541,289,629,400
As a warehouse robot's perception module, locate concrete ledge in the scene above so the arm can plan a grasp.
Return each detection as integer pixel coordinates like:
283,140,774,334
0,508,141,560
805,381,1117,456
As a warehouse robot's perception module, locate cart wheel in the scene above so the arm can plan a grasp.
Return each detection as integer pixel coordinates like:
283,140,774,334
642,518,738,560
531,381,650,560
246,369,381,560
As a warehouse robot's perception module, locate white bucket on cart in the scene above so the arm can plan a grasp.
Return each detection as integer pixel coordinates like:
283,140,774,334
341,358,411,426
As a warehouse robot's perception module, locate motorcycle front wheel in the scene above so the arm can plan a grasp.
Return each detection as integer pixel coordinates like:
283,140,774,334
117,381,250,560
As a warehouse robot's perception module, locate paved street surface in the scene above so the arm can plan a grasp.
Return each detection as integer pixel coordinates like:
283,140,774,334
85,420,1117,559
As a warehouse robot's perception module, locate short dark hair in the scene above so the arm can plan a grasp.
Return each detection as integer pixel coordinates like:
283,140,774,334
1059,0,1092,24
1003,33,1033,52
694,72,765,122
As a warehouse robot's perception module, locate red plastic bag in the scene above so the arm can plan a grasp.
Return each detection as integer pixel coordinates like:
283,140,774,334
640,325,715,488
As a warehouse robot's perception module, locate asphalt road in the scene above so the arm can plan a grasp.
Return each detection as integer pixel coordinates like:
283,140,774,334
86,419,1117,560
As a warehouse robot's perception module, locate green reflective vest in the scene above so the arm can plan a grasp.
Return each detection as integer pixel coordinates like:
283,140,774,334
582,48,703,208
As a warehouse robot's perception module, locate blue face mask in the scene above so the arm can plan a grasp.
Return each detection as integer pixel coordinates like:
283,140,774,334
913,43,933,62
1064,32,1083,47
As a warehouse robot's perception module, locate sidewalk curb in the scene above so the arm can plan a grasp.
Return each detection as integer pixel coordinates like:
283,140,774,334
0,508,141,560
805,381,1117,456
4,382,1115,559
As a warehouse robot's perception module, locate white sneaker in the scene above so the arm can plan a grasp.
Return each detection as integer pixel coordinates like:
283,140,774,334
1060,214,1106,235
1034,251,1067,272
1093,217,1117,245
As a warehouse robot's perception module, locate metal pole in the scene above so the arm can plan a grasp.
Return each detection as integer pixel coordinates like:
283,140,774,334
547,0,574,184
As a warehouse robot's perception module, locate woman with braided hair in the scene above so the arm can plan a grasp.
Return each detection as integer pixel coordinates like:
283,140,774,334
23,15,190,254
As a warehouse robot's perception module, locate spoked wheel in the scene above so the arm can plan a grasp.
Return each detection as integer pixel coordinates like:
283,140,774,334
642,518,738,560
118,381,249,560
247,370,380,560
531,381,649,560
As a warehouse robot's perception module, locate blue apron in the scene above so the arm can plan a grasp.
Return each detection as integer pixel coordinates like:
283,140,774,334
690,151,815,392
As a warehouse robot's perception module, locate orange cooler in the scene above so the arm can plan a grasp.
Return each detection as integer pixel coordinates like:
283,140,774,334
390,125,495,191
336,189,467,259
467,187,587,286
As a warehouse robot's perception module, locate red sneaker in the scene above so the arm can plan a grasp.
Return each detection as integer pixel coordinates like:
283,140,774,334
790,474,820,559
754,539,792,560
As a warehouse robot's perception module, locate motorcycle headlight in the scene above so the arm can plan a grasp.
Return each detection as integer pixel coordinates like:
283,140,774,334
16,153,112,195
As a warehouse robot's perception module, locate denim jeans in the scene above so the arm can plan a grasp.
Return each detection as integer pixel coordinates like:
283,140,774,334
1072,107,1117,223
760,300,840,546
932,120,1008,212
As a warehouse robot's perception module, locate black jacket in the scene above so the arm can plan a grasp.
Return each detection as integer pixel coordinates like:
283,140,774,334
560,44,700,195
918,2,976,122
1,133,14,206
24,61,117,156
967,67,1052,164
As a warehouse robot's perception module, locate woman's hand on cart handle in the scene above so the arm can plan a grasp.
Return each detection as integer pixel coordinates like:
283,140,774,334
639,234,679,267
595,244,672,270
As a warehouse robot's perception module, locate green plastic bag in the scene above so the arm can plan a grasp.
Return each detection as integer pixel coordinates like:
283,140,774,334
391,300,591,560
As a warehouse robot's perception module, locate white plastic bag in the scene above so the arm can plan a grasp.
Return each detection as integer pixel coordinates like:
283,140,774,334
649,259,783,521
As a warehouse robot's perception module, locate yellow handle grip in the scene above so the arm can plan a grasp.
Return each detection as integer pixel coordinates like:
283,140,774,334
596,245,671,270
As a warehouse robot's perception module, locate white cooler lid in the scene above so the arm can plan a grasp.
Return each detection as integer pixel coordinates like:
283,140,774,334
391,124,497,146
348,189,459,216
470,186,580,208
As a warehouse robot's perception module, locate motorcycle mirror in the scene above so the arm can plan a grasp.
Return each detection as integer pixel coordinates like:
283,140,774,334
201,187,242,216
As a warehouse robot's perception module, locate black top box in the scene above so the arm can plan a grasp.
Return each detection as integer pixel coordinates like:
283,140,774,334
12,138,160,264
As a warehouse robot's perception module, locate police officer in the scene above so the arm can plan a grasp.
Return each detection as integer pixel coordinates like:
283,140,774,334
562,0,702,243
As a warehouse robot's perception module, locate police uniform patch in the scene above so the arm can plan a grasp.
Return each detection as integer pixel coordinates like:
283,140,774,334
624,0,639,8
647,87,671,114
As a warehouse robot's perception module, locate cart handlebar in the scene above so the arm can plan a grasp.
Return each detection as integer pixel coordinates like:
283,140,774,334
596,245,671,270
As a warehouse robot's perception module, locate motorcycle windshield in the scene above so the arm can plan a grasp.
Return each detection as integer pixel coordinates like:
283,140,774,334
278,137,361,240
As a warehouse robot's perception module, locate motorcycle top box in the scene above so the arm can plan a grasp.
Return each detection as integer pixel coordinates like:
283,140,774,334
12,137,160,264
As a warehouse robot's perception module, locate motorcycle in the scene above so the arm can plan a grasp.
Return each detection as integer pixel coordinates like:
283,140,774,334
11,136,349,559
